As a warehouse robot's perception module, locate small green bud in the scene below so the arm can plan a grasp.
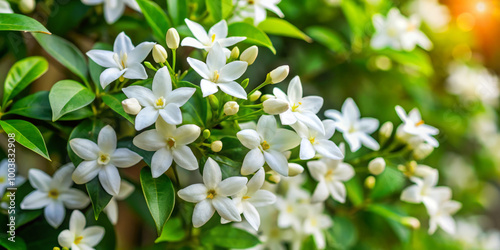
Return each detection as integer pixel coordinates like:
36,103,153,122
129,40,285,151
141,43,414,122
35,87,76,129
241,78,249,88
208,95,219,110
211,141,223,152
230,46,240,60
203,129,211,139
364,176,376,189
144,61,157,71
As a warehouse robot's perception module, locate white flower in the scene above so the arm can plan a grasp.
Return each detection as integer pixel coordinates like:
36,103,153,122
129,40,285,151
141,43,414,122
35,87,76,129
302,204,333,249
291,119,343,160
87,32,154,88
178,157,248,227
307,147,355,203
428,198,462,235
409,0,450,32
325,98,380,152
229,168,276,230
81,0,141,24
70,125,142,196
275,191,309,230
187,42,248,99
233,0,284,25
400,169,452,212
237,115,300,176
0,0,13,13
123,67,196,130
58,210,105,249
273,76,325,134
133,118,200,178
371,8,432,51
181,19,246,51
0,159,25,198
395,105,439,147
20,164,90,228
104,181,134,224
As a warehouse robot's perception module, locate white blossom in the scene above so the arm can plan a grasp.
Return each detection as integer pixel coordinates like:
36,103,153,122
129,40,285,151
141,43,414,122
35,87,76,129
409,0,450,32
395,105,439,147
233,0,284,25
0,0,13,13
428,198,462,235
291,119,343,160
302,204,333,249
58,210,105,249
104,180,134,224
81,0,140,24
181,19,246,51
401,169,452,212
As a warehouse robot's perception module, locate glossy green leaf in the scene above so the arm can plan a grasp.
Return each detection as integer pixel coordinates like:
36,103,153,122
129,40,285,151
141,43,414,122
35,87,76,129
258,18,312,42
200,225,260,248
49,80,95,121
206,0,223,22
228,22,276,54
306,26,347,53
155,217,186,243
221,0,233,19
32,33,88,82
140,167,175,236
0,120,50,160
85,208,116,249
340,0,366,39
167,0,188,26
102,93,135,124
370,167,406,199
377,49,434,76
345,177,364,206
86,177,113,220
0,13,51,34
3,56,48,107
327,216,357,249
0,234,27,250
137,0,171,45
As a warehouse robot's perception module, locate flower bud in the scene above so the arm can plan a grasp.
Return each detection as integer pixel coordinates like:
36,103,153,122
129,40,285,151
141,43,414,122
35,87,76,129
249,90,262,102
413,143,434,160
364,176,376,189
266,170,281,184
269,65,289,84
19,0,35,13
368,157,386,175
288,163,304,177
152,44,168,63
260,94,275,102
224,101,239,116
230,46,240,60
263,99,290,115
166,28,180,49
203,129,211,139
240,46,258,65
283,151,291,160
211,141,223,152
401,217,420,229
379,121,393,139
208,95,219,110
241,78,249,88
122,98,141,115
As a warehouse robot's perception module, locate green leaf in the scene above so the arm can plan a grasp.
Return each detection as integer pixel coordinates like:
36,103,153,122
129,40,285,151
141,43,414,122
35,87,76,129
102,93,135,124
370,167,406,199
340,0,366,39
345,177,364,206
258,18,311,42
201,225,260,248
32,33,88,82
0,234,27,250
0,120,50,160
140,167,175,236
228,22,276,54
86,177,113,220
155,217,186,243
167,0,188,26
327,216,358,249
49,80,96,121
301,235,317,250
366,204,410,243
0,13,51,34
7,91,93,121
221,0,233,19
210,154,240,179
85,208,116,249
177,81,208,127
3,56,48,107
137,0,171,45
377,49,434,76
306,26,347,53
206,0,223,22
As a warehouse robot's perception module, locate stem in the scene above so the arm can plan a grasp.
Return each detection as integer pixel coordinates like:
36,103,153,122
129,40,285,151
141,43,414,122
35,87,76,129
172,49,177,72
227,109,263,121
247,80,271,98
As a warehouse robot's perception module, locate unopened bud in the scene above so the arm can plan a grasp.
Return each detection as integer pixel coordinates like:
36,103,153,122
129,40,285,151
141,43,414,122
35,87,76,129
269,65,289,84
260,94,275,102
53,248,61,250
249,90,262,102
211,141,223,152
283,151,291,160
144,61,156,71
241,78,249,88
19,0,35,13
288,163,304,177
368,157,385,175
263,99,289,115
224,101,239,116
401,217,420,229
208,95,219,110
413,143,434,160
122,98,141,115
266,170,281,184
166,28,180,49
240,46,258,65
364,176,376,189
230,46,240,59
379,121,393,139
203,129,211,139
152,44,168,63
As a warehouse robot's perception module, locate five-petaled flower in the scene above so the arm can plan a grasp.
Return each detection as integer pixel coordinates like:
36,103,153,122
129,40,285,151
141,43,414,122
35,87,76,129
395,105,439,147
233,0,284,25
181,19,246,52
81,0,141,24
58,210,105,249
292,119,343,160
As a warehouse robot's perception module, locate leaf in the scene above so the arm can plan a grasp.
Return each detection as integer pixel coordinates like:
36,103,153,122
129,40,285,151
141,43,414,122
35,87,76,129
177,81,208,127
49,80,96,121
86,178,113,220
3,56,48,107
200,225,260,248
306,26,347,53
345,177,364,206
258,18,312,42
377,49,434,76
32,33,88,82
221,0,233,19
340,0,366,39
0,13,51,34
300,235,317,250
7,91,93,121
155,217,186,243
140,167,175,236
327,216,358,249
137,0,171,45
167,0,188,26
85,209,116,250
366,204,410,243
0,120,50,160
209,154,240,179
370,167,405,199
0,234,27,250
206,0,223,22
228,22,276,54
102,93,135,124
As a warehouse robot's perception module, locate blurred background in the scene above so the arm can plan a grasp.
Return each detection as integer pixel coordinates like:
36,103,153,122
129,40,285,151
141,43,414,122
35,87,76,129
1,0,500,249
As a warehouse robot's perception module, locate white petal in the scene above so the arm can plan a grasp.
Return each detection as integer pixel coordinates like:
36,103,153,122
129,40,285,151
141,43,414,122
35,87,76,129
72,161,100,184
248,190,276,207
70,210,86,236
279,109,297,125
219,61,248,82
401,185,423,203
123,63,147,80
299,138,315,160
104,1,125,24
203,158,222,190
166,87,196,106
51,165,75,190
178,184,208,203
241,149,265,175
45,201,66,228
184,19,209,44
212,196,241,222
172,146,199,170
324,109,343,122
128,42,155,63
116,181,135,200
200,79,219,97
358,118,379,133
395,105,408,122
28,169,52,191
334,163,355,181
174,125,201,145
344,133,361,152
327,181,347,203
81,226,105,247
208,20,228,39
159,104,182,125
100,67,124,89
114,32,134,54
218,81,247,99
70,139,100,161
358,133,380,151
59,189,90,209
99,165,121,196
315,140,344,159
98,125,117,154
135,106,159,130
104,199,118,225
242,202,260,231
111,148,142,168
321,119,337,139
287,76,303,103
342,98,360,123
86,50,118,68
122,86,155,106
269,129,300,152
207,42,226,71
263,150,289,176
192,199,215,228
257,115,277,140
300,96,323,114
294,112,325,135
437,215,456,235
151,148,173,178
152,67,172,98
20,190,51,209
181,37,206,49
307,160,327,181
217,37,246,47
237,129,261,149
187,58,211,79
133,130,166,151
246,168,265,195
217,177,247,196
311,181,329,203
58,230,74,248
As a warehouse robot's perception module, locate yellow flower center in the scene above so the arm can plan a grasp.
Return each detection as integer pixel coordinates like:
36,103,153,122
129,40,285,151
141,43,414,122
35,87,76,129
261,141,270,151
291,102,302,112
206,190,216,199
415,120,425,126
212,70,220,82
211,34,216,43
98,153,110,165
119,75,125,82
74,236,83,245
48,189,59,199
155,97,166,108
120,52,128,68
309,137,315,144
286,205,294,213
166,138,176,148
407,23,416,31
243,196,251,200
248,0,254,4
325,169,334,181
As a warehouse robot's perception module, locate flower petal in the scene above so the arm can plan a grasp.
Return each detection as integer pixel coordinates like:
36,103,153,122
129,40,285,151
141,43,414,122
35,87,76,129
100,67,125,89
358,133,380,151
192,199,215,228
178,183,208,203
246,168,265,195
327,181,347,203
257,115,277,140
116,181,135,200
58,230,74,248
123,63,147,80
69,210,86,235
315,140,344,159
241,148,265,175
59,189,90,209
208,20,228,39
181,37,206,49
166,87,196,106
401,184,423,203
70,139,100,161
207,42,226,71
263,150,289,176
99,165,121,196
269,129,300,152
111,148,142,168
81,226,105,247
86,50,118,68
287,76,302,103
45,201,65,228
334,163,355,181
174,124,201,145
135,106,159,130
185,18,209,44
28,169,52,191
104,1,125,24
133,130,166,151
104,198,118,224
294,112,325,135
237,129,261,149
203,158,222,190
20,190,51,209
307,160,327,181
151,148,173,178
187,58,210,79
72,161,100,185
200,79,219,97
219,61,248,82
172,146,199,171
248,190,276,207
128,42,155,63
242,202,260,231
51,164,75,190
212,196,241,222
122,86,155,106
113,32,134,54
311,181,329,203
217,177,247,196
98,125,117,154
359,118,379,134
218,81,248,99
217,37,246,47
152,67,172,98
160,104,183,125
301,96,323,114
